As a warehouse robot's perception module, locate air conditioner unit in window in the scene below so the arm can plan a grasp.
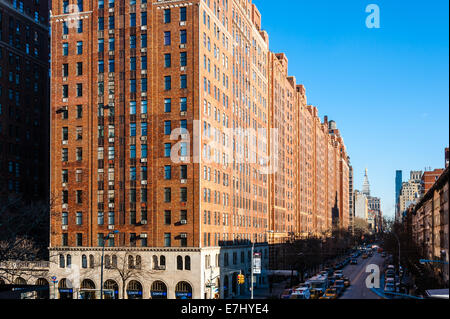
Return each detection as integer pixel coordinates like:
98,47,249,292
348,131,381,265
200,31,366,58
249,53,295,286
109,29,114,34
109,203,115,208
180,220,187,225
62,204,68,209
180,21,186,26
158,265,166,270
140,234,148,239
141,70,147,75
141,48,147,53
62,140,68,145
62,225,68,230
141,114,147,120
141,180,148,185
141,25,147,31
62,183,67,188
109,138,114,143
140,220,148,225
62,98,68,103
141,4,146,9
141,136,147,142
181,179,187,184
108,181,114,186
180,157,188,162
141,158,148,163
109,8,114,13
141,92,147,97
180,66,186,72
180,111,187,116
62,35,68,39
180,44,186,49
63,77,68,82
108,225,115,230
109,51,114,56
180,233,187,239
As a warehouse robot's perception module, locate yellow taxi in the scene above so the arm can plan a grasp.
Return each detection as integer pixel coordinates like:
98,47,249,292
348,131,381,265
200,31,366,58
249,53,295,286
362,253,368,259
310,289,323,299
319,288,338,299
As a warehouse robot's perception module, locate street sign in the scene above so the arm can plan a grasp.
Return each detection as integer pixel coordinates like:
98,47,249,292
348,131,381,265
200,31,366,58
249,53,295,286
253,253,262,274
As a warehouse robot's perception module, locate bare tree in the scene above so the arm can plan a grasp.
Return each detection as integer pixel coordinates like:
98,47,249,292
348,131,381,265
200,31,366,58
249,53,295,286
0,195,51,283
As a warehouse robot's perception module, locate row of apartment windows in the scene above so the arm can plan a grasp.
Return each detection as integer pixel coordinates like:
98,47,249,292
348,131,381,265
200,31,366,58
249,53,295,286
60,232,187,247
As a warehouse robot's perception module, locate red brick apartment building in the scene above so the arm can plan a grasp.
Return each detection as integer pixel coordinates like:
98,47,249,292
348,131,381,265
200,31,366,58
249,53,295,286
48,0,350,299
0,0,49,205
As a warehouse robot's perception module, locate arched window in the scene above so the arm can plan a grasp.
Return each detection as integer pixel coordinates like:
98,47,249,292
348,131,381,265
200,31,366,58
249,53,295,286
112,255,117,268
185,256,191,270
175,281,192,299
14,277,27,285
151,281,167,299
152,255,158,269
66,254,72,267
59,254,65,268
35,278,49,299
81,255,87,268
177,256,183,270
105,255,111,269
128,255,135,269
89,255,95,268
127,280,143,299
160,255,166,268
80,279,96,299
135,255,141,269
104,280,119,299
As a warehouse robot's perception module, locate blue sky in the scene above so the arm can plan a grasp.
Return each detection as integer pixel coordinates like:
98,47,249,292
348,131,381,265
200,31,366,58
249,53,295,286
254,0,449,218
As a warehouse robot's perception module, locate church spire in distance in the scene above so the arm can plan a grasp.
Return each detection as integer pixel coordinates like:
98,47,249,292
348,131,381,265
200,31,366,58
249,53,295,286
363,168,371,196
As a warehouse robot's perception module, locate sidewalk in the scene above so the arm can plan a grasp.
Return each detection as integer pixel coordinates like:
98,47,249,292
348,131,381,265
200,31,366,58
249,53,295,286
232,279,290,299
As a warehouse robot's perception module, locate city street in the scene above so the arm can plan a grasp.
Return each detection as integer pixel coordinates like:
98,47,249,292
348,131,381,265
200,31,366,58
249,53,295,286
340,253,385,299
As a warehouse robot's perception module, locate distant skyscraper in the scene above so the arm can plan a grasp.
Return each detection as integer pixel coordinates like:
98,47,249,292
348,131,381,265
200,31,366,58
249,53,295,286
362,168,370,196
395,170,403,215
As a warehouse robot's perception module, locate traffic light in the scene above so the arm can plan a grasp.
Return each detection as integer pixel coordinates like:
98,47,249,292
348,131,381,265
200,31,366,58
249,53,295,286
237,274,245,285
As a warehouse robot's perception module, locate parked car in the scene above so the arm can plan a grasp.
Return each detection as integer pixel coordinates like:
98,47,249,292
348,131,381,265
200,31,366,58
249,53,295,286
328,276,336,286
384,281,395,293
351,258,358,265
362,253,368,259
290,287,311,299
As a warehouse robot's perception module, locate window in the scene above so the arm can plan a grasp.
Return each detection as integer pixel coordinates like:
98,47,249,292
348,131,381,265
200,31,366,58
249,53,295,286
62,43,68,56
180,30,187,44
164,188,171,202
141,100,148,114
180,188,187,202
130,145,136,158
130,57,136,71
141,12,147,26
180,166,188,179
109,59,115,72
108,38,115,51
164,210,171,225
164,76,171,90
130,35,136,48
109,15,115,29
98,17,104,30
180,97,187,112
141,78,147,92
141,34,147,48
163,9,171,23
164,98,171,113
62,148,68,162
77,105,83,118
164,121,171,135
177,256,183,270
76,212,82,225
164,53,171,68
164,233,171,247
180,120,187,130
141,144,147,158
82,255,87,268
129,101,136,115
76,41,83,55
184,256,190,269
130,13,136,27
164,166,172,180
62,212,68,225
130,79,136,92
180,52,187,67
98,60,104,73
63,22,68,35
164,31,171,46
76,62,83,75
77,20,83,33
76,83,83,96
141,56,147,70
180,74,187,89
164,143,171,157
141,122,147,136
180,7,187,22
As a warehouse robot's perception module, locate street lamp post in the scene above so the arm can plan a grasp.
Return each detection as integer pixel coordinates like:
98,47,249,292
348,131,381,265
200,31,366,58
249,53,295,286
100,230,119,299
